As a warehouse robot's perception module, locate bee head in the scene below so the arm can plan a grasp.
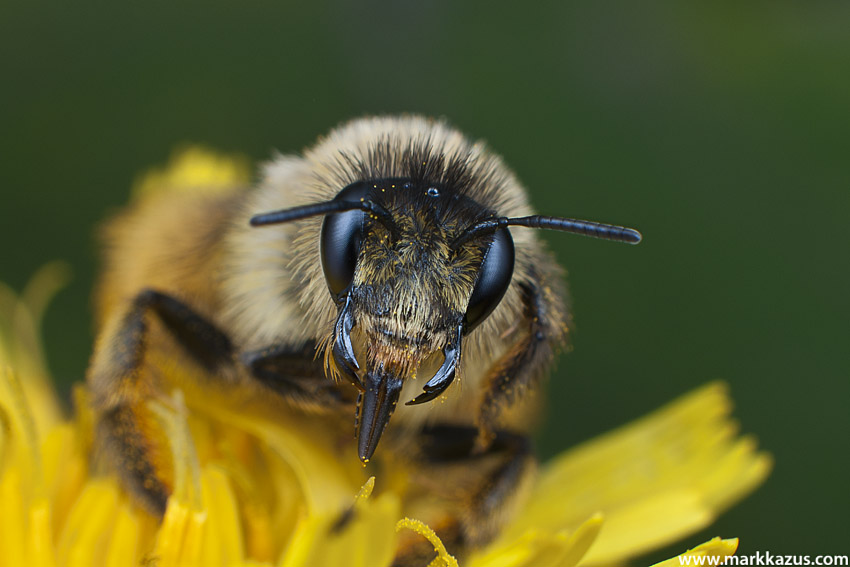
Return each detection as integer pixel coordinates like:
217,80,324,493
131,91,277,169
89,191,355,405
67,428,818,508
252,177,517,461
251,176,640,463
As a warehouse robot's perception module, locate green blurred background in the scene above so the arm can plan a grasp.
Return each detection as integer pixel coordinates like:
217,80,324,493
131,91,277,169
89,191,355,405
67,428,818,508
1,1,847,559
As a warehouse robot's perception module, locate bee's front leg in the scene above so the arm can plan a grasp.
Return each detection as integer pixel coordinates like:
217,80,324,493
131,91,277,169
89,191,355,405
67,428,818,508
394,425,535,566
242,342,356,410
475,269,567,450
88,289,236,515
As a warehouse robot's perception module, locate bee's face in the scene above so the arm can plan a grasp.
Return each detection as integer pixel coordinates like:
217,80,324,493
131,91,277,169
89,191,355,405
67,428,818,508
319,178,515,461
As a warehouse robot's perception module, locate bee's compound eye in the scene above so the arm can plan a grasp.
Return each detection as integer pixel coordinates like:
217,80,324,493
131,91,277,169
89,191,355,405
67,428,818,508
464,228,515,333
320,182,371,299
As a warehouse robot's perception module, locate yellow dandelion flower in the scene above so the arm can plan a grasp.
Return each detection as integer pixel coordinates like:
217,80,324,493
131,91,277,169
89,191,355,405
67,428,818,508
0,150,771,567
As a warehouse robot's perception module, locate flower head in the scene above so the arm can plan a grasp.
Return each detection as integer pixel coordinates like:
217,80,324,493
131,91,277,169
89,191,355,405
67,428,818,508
0,149,772,567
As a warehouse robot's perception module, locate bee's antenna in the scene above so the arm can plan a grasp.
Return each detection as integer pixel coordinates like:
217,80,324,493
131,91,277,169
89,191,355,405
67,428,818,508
251,199,400,239
452,216,642,248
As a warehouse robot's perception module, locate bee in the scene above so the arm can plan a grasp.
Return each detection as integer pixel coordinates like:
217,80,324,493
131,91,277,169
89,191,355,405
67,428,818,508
87,115,640,563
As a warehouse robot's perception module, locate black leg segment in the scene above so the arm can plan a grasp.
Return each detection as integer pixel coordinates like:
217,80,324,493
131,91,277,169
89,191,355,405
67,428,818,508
242,342,354,407
129,289,234,373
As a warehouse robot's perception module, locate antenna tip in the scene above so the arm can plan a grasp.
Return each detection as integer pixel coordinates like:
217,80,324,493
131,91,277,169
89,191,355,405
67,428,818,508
625,228,642,244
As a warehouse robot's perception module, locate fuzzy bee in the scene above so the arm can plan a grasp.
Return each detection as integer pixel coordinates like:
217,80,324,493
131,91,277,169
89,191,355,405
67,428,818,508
87,115,640,563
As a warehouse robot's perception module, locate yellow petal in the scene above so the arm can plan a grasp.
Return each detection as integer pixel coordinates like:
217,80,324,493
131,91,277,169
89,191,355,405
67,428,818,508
0,262,69,432
29,498,56,567
0,467,27,567
150,391,215,566
200,466,245,566
651,537,739,567
156,497,210,567
40,423,87,531
149,391,202,511
57,480,121,567
583,491,712,564
503,383,770,565
469,514,604,567
104,503,140,567
0,365,41,489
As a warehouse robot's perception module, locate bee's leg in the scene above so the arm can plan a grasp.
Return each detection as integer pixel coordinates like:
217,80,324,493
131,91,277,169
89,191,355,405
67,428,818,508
475,275,565,449
242,343,355,408
88,289,235,515
394,425,534,565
